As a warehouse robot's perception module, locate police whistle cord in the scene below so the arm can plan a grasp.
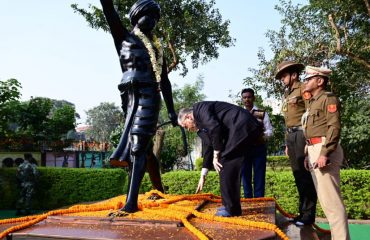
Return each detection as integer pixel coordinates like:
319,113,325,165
156,120,172,129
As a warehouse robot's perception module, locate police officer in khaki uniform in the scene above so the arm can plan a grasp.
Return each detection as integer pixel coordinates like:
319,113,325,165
275,61,317,225
302,66,350,240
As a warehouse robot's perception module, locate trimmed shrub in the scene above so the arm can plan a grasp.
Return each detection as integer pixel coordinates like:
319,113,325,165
140,169,369,219
0,167,127,210
267,155,290,169
1,167,368,219
195,157,204,171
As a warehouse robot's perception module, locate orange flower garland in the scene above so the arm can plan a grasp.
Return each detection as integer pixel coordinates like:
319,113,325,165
0,190,330,239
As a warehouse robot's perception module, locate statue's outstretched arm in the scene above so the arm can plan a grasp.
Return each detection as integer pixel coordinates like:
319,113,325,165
160,59,177,126
100,0,129,56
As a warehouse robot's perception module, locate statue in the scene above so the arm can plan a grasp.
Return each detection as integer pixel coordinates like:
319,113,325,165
16,153,39,216
100,0,177,213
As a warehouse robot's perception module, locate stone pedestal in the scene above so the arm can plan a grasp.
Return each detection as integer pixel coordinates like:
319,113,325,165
6,200,277,240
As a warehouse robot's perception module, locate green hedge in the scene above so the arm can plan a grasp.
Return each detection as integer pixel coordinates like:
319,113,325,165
139,169,369,219
0,167,127,210
195,155,291,169
1,167,368,219
267,155,290,169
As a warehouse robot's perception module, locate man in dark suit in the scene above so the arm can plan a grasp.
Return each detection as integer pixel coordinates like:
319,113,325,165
178,101,262,217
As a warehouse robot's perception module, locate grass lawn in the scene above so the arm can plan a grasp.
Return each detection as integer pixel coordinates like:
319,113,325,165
317,223,370,240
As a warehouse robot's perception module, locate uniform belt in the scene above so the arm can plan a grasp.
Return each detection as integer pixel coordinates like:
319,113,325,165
286,126,303,133
306,137,322,146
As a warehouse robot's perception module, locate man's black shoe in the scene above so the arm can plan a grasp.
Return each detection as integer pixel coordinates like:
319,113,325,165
295,218,315,226
289,215,302,223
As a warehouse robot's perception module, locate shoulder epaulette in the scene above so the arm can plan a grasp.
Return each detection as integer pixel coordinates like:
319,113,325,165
325,92,335,97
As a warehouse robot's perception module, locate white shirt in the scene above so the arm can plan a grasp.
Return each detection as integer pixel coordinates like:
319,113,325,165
251,105,273,139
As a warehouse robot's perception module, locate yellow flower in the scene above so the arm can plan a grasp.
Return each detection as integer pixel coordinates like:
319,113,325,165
133,28,163,83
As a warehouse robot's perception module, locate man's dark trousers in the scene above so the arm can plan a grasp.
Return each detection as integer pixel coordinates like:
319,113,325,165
219,134,257,216
287,130,317,221
241,143,267,198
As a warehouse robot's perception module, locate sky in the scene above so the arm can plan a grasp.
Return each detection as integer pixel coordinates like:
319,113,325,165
0,0,306,123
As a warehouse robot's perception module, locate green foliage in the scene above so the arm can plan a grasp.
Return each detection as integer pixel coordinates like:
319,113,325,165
340,97,370,168
71,0,234,76
195,157,203,171
158,76,206,171
109,124,124,148
267,155,290,170
160,127,194,172
2,98,78,151
163,171,220,195
0,79,22,137
267,113,286,156
340,170,370,219
0,167,127,210
0,168,18,209
138,169,370,219
47,104,76,142
0,78,22,105
1,167,368,219
19,97,53,138
85,102,122,143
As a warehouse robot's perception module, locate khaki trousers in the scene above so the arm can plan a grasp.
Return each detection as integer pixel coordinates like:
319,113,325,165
307,138,350,240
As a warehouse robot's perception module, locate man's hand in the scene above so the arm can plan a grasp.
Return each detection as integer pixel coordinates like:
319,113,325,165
285,146,288,156
196,175,206,193
314,155,330,169
213,151,223,173
168,112,178,127
304,156,310,171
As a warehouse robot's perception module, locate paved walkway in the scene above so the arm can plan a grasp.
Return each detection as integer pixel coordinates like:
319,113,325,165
276,214,370,240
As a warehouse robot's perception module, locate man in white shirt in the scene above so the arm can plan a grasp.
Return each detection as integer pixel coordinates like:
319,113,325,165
240,88,273,198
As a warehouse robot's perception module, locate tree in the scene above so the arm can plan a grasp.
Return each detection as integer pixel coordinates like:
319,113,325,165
0,78,22,137
159,75,206,172
71,0,234,75
0,78,21,105
47,104,77,142
19,97,53,139
0,96,78,151
244,0,370,168
85,102,122,143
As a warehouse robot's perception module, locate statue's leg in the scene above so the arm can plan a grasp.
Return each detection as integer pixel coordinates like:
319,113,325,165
146,151,164,192
123,135,150,212
123,85,161,212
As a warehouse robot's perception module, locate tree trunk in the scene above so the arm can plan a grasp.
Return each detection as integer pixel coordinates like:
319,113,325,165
153,129,165,160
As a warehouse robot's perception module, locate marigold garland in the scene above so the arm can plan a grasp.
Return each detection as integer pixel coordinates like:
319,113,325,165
133,28,163,83
0,190,331,239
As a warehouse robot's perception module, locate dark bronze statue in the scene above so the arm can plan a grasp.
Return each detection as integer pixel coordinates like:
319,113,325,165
100,0,177,213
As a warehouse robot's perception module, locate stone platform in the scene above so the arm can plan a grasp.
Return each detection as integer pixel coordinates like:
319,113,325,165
3,200,278,240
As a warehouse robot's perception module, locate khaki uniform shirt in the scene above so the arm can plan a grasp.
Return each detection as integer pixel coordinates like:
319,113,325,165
282,81,307,128
303,90,341,156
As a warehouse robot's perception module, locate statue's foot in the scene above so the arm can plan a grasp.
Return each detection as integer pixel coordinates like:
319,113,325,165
147,193,163,200
108,209,129,219
108,205,139,219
